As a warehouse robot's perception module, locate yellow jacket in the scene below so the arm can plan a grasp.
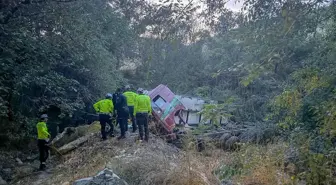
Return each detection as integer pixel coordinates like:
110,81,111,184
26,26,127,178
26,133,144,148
36,121,50,140
134,94,152,116
93,99,114,113
123,91,138,106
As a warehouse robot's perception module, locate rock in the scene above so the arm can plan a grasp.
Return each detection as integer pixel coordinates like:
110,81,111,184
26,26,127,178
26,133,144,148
225,136,239,150
15,158,23,165
73,168,128,185
219,133,232,148
58,134,92,154
14,165,34,178
231,129,242,136
0,176,7,185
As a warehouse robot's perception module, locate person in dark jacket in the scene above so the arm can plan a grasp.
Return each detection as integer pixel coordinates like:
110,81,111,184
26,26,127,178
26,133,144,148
114,88,129,140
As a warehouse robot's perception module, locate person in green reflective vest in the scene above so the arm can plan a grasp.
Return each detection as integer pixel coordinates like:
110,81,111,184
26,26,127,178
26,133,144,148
93,93,114,140
123,85,138,132
36,114,51,170
134,88,152,142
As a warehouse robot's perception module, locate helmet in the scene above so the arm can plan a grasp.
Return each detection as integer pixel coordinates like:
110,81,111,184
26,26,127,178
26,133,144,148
125,85,131,90
106,93,112,98
137,88,144,93
40,114,48,119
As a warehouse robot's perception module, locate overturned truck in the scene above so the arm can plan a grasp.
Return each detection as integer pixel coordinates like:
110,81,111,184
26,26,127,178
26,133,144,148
147,84,224,140
147,84,186,140
147,84,242,151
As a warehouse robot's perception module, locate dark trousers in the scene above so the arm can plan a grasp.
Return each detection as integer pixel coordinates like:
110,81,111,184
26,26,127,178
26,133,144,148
118,117,128,137
38,139,49,164
99,114,113,139
128,106,137,131
136,113,149,141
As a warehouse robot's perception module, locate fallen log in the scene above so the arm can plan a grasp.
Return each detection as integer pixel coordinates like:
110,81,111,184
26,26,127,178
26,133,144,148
57,134,93,154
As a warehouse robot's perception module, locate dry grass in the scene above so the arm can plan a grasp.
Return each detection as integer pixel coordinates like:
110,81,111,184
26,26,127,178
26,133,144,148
14,128,223,185
226,143,295,185
12,125,301,185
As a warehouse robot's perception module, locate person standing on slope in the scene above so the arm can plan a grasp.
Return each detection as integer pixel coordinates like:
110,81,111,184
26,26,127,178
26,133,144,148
123,85,138,132
93,93,114,140
36,114,51,171
114,88,129,140
134,88,152,142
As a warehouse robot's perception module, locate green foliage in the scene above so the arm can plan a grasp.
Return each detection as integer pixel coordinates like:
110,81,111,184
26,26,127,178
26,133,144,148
214,164,242,181
0,0,135,146
199,97,236,127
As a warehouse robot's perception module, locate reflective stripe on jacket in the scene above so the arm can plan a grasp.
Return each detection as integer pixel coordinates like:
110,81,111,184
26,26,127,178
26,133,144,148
134,94,152,116
93,99,114,113
36,121,50,140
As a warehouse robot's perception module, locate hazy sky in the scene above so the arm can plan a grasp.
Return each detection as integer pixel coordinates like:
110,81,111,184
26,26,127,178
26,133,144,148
224,0,244,12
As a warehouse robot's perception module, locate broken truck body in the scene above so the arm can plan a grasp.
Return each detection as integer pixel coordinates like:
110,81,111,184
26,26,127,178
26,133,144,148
147,84,224,139
147,84,186,139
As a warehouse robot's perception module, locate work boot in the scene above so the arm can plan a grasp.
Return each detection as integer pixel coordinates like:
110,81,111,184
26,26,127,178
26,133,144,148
117,135,126,140
39,163,46,171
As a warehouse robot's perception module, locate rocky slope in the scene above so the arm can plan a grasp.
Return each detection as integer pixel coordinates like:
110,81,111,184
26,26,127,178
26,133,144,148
8,123,221,185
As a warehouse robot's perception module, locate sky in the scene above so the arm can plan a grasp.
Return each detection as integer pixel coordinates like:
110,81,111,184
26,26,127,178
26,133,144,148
224,0,244,12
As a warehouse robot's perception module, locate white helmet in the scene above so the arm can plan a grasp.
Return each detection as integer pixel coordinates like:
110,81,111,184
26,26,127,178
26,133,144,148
106,93,112,98
137,88,144,93
40,114,48,119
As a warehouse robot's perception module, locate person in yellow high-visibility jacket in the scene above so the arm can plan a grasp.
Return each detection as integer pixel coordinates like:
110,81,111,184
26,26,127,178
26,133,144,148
93,93,114,140
123,85,138,132
36,114,50,170
134,88,152,142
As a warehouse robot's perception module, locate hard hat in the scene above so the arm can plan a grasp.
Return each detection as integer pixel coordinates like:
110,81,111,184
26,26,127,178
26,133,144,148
137,88,144,93
125,85,130,89
40,114,48,119
106,93,112,98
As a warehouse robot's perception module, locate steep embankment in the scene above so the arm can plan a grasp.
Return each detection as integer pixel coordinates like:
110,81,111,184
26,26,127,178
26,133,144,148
12,123,221,185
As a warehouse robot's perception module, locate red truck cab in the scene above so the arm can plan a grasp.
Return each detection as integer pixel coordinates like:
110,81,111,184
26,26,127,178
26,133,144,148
147,84,186,139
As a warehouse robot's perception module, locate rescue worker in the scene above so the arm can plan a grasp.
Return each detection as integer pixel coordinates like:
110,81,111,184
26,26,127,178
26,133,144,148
123,85,138,132
134,88,152,142
36,114,51,170
93,93,114,140
114,88,129,140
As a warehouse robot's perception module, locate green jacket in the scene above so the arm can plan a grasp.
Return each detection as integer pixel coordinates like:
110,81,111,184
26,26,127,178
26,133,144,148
123,91,138,106
93,99,114,114
134,94,152,116
36,121,50,140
